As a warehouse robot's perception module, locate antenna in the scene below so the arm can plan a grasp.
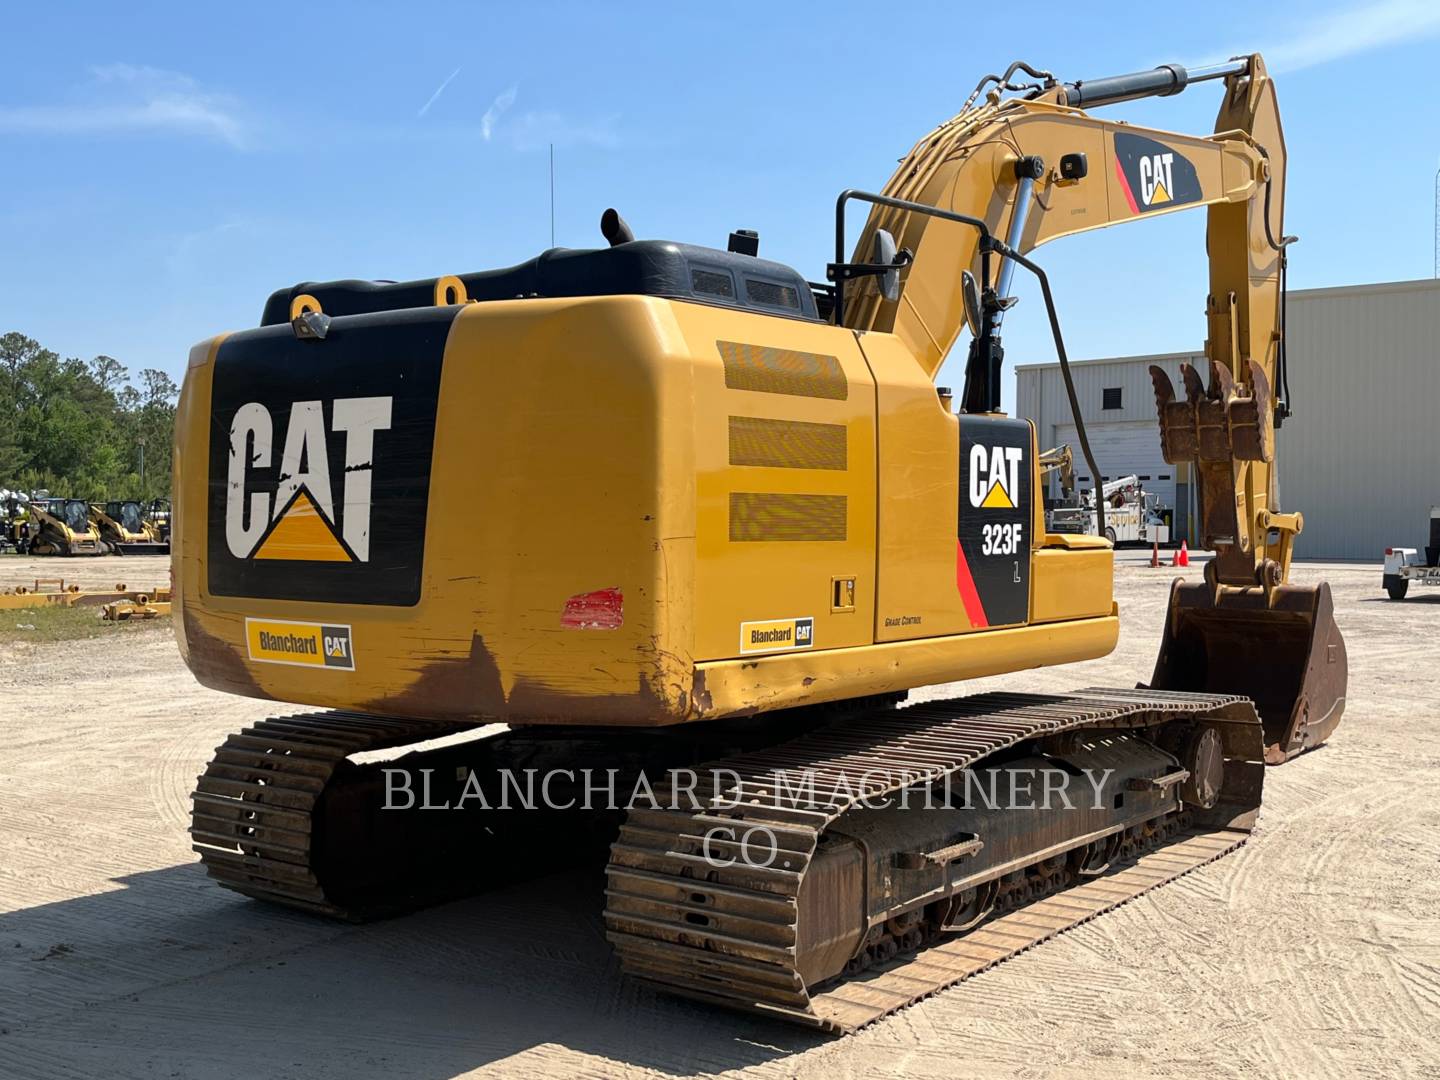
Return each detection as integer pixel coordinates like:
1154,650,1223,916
550,143,556,248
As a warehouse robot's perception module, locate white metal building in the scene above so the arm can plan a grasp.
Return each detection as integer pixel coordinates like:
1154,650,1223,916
1015,278,1440,560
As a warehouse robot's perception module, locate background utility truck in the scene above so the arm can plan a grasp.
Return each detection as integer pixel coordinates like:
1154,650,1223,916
1047,475,1172,546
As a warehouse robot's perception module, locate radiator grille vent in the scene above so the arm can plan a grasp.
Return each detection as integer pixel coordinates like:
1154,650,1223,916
728,416,847,471
718,340,848,400
729,492,847,543
692,269,735,298
744,279,800,310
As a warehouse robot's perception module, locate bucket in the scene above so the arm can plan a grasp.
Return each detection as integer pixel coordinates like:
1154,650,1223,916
1149,578,1347,764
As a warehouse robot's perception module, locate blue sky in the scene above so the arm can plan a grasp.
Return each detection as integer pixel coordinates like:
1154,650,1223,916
4,1,1439,399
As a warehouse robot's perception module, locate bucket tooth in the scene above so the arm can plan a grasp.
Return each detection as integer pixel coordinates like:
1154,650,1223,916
1149,365,1198,461
1150,365,1177,408
1227,361,1274,462
1209,358,1235,399
1181,361,1208,403
1195,361,1233,462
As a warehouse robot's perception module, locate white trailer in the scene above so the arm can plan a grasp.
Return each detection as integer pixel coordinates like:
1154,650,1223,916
1382,507,1440,600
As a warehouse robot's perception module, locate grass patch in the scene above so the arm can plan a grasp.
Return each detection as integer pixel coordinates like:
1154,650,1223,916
0,602,172,645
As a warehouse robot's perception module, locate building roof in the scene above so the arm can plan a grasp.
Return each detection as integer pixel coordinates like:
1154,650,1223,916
1014,278,1440,372
1014,349,1199,373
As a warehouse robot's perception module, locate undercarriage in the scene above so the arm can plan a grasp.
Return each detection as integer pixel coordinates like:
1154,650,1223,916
191,687,1263,1030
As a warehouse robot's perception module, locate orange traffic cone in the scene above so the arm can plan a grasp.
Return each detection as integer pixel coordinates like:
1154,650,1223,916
1173,540,1189,568
1150,540,1160,568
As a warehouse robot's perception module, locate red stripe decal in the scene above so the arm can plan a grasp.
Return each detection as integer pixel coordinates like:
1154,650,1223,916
1114,155,1139,214
954,541,988,629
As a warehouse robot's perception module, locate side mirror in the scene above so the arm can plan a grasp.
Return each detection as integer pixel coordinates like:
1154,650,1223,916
961,270,982,337
874,229,901,303
825,231,911,309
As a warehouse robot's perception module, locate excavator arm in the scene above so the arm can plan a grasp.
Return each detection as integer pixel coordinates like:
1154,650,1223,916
1038,444,1074,499
836,55,1344,762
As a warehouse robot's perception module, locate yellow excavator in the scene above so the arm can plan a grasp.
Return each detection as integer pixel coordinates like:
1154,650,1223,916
176,54,1345,1032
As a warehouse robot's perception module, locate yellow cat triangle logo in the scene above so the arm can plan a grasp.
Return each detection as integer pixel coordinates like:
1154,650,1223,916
1149,180,1171,205
251,489,353,562
980,479,1015,509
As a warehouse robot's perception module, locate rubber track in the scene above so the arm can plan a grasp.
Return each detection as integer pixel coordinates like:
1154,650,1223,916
603,686,1261,1032
190,711,478,918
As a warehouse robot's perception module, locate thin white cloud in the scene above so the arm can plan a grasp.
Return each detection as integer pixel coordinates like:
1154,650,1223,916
480,84,518,141
417,65,463,118
166,219,250,278
1225,0,1440,73
505,109,620,151
0,64,249,147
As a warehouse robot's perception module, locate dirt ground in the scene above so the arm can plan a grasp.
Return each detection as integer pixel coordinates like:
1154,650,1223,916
0,555,171,594
1,552,1437,1080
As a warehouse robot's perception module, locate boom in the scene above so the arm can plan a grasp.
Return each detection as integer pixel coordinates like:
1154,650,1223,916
825,55,1343,762
842,55,1289,590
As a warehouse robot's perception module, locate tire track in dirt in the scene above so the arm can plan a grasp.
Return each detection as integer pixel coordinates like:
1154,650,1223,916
1232,781,1431,1076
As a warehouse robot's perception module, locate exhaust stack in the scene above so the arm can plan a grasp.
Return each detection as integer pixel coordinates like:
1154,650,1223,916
600,208,635,247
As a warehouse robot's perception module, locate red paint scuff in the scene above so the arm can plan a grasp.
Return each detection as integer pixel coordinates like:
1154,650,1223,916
561,587,624,629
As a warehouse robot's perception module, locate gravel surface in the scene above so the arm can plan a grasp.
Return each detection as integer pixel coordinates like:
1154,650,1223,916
1,553,1436,1079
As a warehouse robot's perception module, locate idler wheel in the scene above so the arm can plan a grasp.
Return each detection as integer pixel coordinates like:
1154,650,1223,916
1179,726,1224,810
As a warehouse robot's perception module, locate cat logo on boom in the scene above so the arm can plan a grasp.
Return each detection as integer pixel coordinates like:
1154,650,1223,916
1138,152,1174,206
225,397,392,563
1113,131,1202,214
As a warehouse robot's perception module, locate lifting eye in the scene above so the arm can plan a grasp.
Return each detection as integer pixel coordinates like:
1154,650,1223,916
434,276,468,307
289,295,330,341
289,294,322,320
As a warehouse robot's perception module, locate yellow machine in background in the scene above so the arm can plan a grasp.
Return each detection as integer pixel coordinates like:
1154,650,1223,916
28,497,105,556
91,500,170,555
1038,444,1075,499
0,492,30,554
144,498,172,546
176,55,1346,1031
